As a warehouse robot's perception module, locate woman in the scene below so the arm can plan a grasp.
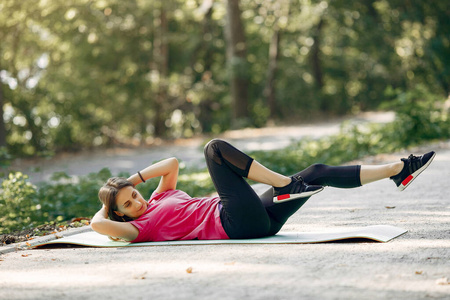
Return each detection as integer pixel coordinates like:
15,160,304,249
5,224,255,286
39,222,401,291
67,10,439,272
91,139,435,242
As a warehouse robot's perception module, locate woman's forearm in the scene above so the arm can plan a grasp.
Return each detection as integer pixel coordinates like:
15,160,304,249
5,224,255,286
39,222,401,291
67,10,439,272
91,206,109,233
128,157,179,192
90,206,139,240
91,206,108,224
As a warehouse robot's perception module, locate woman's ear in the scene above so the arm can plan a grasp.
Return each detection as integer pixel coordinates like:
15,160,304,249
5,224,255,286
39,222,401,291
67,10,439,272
114,211,125,217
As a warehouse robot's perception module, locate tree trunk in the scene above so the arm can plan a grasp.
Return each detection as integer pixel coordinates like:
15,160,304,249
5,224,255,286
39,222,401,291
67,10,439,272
153,3,169,137
225,0,249,127
310,17,328,112
264,28,280,120
311,18,324,91
264,1,291,121
193,0,215,132
0,82,6,147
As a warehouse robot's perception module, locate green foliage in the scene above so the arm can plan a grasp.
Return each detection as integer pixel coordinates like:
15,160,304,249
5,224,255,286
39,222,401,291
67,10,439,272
0,173,39,234
383,85,450,146
35,168,114,222
1,0,449,156
0,168,113,234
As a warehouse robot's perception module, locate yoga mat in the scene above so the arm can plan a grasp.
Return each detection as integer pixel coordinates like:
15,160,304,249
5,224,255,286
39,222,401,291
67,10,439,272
32,225,407,248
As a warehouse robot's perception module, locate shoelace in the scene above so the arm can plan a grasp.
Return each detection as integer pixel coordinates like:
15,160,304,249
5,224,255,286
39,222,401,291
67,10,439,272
408,154,419,160
292,175,304,183
290,175,306,193
407,154,422,172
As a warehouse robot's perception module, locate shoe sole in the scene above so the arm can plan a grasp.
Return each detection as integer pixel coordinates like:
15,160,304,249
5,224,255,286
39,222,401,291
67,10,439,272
273,187,324,203
398,152,436,191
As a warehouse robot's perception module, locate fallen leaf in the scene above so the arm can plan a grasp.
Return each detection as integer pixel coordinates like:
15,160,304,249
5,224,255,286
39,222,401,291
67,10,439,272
186,267,193,274
26,242,31,247
415,271,423,275
224,262,236,265
133,272,147,280
71,217,91,223
21,254,31,257
385,206,396,209
436,277,450,285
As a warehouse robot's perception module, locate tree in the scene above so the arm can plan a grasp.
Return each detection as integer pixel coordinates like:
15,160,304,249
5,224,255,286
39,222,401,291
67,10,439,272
0,0,447,157
262,0,291,120
0,0,51,154
0,77,5,147
150,1,169,137
225,0,249,127
264,27,280,120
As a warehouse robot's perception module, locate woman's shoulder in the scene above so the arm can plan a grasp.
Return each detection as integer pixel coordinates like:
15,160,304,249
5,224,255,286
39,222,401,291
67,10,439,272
150,189,189,199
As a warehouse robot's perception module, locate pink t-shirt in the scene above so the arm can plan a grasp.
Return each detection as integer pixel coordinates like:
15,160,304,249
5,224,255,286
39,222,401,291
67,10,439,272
130,189,229,242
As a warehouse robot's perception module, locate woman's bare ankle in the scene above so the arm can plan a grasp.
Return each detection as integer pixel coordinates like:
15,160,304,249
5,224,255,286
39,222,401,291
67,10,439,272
391,161,405,177
273,176,292,188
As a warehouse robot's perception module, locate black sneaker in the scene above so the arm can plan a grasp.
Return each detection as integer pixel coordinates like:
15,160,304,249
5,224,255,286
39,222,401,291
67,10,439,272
390,151,436,191
273,175,324,203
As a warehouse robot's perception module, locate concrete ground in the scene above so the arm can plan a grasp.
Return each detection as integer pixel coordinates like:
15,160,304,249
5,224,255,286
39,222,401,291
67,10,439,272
1,113,449,300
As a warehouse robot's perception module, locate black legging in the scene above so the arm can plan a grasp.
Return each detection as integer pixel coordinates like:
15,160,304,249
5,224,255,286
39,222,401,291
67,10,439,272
204,139,362,239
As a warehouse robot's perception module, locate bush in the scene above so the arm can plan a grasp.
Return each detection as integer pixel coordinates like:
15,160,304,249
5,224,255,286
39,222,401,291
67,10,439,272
0,168,117,234
0,173,40,234
383,85,450,145
35,168,114,223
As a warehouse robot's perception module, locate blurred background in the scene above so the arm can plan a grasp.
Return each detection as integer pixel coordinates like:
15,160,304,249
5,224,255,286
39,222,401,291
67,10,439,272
0,0,448,157
0,0,449,234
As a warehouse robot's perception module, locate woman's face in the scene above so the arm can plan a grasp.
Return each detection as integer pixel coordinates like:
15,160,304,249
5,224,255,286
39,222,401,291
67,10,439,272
114,186,148,219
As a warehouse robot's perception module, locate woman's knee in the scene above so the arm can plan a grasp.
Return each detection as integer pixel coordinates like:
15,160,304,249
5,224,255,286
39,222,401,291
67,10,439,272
204,138,227,150
308,163,328,173
204,139,226,163
296,163,327,177
294,163,329,185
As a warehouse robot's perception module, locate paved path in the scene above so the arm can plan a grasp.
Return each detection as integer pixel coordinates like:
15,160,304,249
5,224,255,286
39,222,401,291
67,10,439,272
11,112,395,183
1,112,449,300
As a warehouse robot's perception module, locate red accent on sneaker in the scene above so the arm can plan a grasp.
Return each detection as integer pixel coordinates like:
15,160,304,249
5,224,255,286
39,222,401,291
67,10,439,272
402,175,413,186
277,194,290,201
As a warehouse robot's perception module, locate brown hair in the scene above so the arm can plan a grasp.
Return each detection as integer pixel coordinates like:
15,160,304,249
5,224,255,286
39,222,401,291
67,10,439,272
98,177,134,222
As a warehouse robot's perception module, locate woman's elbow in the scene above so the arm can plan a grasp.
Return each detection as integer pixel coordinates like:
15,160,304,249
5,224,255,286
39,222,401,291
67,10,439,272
169,157,178,165
168,157,179,170
90,220,100,233
90,219,106,234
